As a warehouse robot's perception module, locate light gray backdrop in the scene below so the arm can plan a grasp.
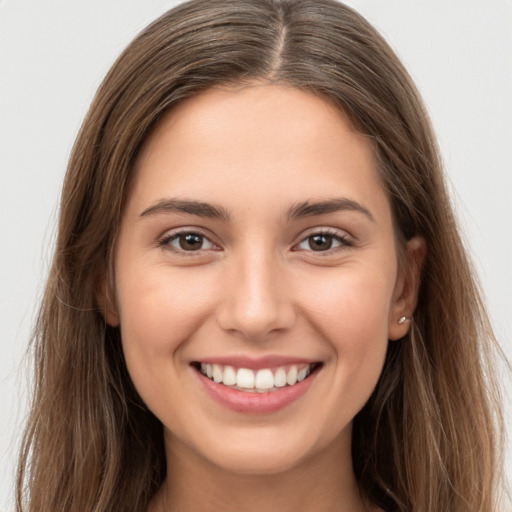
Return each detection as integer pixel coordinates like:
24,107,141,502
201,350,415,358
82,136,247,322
1,0,511,510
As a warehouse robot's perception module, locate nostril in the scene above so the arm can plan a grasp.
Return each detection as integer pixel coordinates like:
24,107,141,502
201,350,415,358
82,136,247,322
215,300,296,341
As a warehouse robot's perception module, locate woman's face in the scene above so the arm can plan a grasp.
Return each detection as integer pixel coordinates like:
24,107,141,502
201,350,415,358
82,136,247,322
109,84,417,475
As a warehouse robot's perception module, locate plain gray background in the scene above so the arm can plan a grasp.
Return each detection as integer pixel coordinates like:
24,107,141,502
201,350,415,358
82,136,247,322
1,0,511,510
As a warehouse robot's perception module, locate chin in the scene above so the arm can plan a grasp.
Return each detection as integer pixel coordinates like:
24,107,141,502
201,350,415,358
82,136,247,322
184,422,347,477
207,445,310,476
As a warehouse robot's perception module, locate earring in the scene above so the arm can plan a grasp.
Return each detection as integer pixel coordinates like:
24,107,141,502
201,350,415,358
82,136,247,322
398,316,410,325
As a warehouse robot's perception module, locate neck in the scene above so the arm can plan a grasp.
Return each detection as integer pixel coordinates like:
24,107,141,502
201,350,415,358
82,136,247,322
150,430,373,512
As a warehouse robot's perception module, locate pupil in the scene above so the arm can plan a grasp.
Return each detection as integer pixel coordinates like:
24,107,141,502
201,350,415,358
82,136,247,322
309,234,332,251
180,233,203,250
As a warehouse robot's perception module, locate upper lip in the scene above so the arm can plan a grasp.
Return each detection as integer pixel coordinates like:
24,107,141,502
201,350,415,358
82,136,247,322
191,355,320,370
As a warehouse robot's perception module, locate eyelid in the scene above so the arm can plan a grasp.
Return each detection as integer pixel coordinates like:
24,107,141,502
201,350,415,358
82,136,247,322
156,226,354,255
158,227,221,254
293,227,355,253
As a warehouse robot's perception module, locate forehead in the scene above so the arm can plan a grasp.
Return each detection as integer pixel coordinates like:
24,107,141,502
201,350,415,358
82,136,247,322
129,84,390,222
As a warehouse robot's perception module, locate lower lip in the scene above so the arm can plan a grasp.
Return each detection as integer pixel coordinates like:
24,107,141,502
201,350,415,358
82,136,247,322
196,367,320,414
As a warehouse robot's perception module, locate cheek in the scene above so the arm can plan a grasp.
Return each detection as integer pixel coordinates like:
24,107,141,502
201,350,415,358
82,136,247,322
302,267,393,408
305,265,394,342
115,265,218,385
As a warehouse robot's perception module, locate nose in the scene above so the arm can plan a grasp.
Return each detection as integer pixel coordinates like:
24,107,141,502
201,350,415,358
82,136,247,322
215,249,296,341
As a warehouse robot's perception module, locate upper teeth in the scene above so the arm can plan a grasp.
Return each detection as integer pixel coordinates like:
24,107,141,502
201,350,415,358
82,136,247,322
199,363,313,392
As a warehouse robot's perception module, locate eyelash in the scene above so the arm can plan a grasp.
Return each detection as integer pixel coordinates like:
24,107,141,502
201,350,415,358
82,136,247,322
295,228,354,253
158,228,354,255
158,230,218,255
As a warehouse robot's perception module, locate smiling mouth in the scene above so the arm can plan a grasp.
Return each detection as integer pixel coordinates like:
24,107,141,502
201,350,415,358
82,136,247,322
192,362,322,393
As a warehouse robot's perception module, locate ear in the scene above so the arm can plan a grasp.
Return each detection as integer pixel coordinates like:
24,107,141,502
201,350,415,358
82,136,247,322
388,236,426,340
96,270,120,327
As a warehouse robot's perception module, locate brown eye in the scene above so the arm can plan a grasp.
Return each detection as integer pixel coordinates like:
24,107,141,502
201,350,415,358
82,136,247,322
162,231,216,252
296,231,353,253
179,233,204,251
308,234,333,251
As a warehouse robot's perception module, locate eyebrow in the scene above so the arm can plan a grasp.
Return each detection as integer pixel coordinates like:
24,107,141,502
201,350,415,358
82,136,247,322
287,198,375,222
140,197,374,223
140,198,230,221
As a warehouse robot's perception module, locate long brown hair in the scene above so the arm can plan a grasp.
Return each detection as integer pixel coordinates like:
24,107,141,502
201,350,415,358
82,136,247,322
17,1,504,510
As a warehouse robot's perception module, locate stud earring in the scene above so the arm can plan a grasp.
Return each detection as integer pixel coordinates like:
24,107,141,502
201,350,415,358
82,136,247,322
398,316,410,325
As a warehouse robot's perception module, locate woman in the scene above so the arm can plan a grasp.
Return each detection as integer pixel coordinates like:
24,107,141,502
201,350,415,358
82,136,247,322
16,0,504,511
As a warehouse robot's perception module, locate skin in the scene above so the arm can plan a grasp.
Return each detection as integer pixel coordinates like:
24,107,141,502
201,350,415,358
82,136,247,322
105,84,425,512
